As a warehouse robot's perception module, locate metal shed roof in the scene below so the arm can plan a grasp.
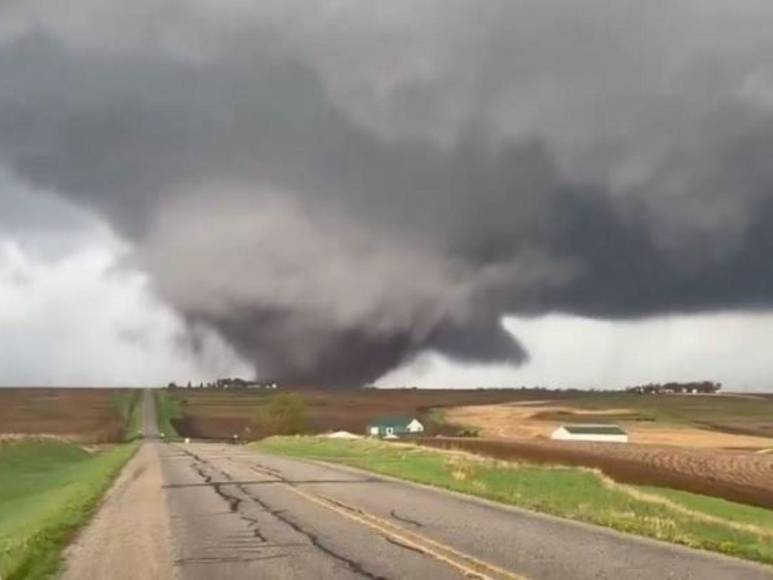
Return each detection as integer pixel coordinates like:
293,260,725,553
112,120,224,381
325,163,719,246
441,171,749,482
561,424,627,435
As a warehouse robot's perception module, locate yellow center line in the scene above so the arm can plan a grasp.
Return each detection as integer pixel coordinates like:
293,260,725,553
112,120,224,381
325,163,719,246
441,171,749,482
211,450,528,579
283,483,527,580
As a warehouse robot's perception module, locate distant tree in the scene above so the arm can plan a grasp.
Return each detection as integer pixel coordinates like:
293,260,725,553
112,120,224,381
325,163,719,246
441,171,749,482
625,380,721,395
187,381,192,388
168,382,177,389
257,393,308,437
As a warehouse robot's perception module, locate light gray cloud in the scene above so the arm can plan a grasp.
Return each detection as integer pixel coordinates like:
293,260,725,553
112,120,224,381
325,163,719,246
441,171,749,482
0,230,250,386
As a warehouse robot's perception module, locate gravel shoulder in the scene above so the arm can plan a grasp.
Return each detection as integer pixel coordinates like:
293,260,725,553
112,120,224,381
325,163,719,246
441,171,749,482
61,442,175,580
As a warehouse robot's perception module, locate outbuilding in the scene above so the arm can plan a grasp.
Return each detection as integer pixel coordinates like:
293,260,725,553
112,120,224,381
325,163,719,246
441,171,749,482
551,424,628,443
367,417,424,439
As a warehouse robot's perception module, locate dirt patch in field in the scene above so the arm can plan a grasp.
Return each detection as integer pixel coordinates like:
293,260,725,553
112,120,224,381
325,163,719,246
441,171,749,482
418,437,773,510
0,388,129,442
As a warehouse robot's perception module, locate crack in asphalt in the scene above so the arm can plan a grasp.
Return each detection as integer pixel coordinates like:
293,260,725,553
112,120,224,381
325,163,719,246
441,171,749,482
389,510,424,528
175,446,390,578
212,482,242,513
178,448,269,543
191,464,212,483
234,482,390,580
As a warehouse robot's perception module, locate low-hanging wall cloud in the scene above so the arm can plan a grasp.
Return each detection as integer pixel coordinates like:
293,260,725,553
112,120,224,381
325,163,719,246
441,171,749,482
2,1,773,385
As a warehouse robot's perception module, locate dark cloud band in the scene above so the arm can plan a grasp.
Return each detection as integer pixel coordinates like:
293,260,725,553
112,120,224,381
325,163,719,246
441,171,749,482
2,1,773,384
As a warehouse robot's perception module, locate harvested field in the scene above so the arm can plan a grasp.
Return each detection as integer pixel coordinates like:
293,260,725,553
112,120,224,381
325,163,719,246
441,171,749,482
167,387,562,439
0,388,132,443
445,393,773,448
418,437,773,510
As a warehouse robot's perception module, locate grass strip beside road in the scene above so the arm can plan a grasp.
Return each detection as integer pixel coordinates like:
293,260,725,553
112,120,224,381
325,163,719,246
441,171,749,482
0,439,139,580
155,390,182,441
256,436,773,566
113,390,142,441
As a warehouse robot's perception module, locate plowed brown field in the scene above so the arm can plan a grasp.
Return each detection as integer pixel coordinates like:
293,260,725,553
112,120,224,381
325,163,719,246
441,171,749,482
0,388,129,442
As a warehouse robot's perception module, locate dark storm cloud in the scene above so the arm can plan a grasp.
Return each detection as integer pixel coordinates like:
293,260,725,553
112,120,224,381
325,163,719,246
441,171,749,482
0,170,106,260
2,1,773,384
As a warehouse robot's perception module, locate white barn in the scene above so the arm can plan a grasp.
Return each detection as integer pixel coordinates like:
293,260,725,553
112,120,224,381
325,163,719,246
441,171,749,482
551,424,628,443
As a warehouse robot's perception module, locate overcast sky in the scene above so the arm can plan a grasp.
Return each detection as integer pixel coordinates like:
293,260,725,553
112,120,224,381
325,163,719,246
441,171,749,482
2,1,773,390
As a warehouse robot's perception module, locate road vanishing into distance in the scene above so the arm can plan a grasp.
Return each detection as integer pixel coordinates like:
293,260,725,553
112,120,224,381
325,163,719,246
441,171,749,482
64,391,773,580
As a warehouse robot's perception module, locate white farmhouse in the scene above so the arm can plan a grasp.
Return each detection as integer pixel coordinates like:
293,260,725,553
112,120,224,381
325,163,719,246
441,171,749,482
367,417,425,438
551,424,628,443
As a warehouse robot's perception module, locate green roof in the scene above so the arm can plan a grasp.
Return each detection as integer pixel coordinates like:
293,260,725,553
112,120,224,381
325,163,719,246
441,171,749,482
562,424,627,435
368,416,416,428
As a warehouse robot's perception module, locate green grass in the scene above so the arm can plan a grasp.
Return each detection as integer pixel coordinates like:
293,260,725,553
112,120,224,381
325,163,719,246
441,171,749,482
257,436,773,566
155,390,182,440
0,439,139,580
112,390,142,441
641,486,773,531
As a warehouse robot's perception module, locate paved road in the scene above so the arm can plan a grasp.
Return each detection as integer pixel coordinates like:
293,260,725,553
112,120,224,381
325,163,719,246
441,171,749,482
67,391,773,579
160,444,773,579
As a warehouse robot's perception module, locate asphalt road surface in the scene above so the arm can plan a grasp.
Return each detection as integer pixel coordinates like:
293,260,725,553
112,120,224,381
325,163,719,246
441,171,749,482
68,391,773,579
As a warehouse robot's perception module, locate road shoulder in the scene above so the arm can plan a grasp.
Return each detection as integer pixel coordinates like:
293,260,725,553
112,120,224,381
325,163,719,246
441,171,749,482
61,443,176,580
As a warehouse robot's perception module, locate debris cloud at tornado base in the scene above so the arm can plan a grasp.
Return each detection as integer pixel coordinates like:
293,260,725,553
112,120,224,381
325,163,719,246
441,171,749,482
3,1,773,385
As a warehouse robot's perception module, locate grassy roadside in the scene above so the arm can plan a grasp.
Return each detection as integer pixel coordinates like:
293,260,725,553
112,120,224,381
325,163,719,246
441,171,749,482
256,436,773,566
0,440,139,580
112,390,142,441
155,390,182,440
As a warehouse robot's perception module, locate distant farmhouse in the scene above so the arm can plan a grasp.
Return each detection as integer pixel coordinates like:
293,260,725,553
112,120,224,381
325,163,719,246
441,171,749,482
551,424,628,443
367,417,424,439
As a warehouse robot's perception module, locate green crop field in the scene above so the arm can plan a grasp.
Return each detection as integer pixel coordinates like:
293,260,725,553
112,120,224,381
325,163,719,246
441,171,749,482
0,440,138,580
257,436,773,566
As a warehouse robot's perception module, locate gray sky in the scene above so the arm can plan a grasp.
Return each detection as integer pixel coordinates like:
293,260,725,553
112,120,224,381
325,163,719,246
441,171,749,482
2,1,773,388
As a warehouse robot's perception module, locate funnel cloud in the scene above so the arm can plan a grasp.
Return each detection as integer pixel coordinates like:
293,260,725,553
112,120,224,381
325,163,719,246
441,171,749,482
2,1,773,385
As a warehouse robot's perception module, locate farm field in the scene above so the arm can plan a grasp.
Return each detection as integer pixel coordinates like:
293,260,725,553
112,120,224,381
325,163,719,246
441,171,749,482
164,387,554,439
0,439,138,580
443,392,773,447
257,436,773,566
166,388,773,446
418,437,773,509
169,388,773,513
0,388,140,443
432,393,773,510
